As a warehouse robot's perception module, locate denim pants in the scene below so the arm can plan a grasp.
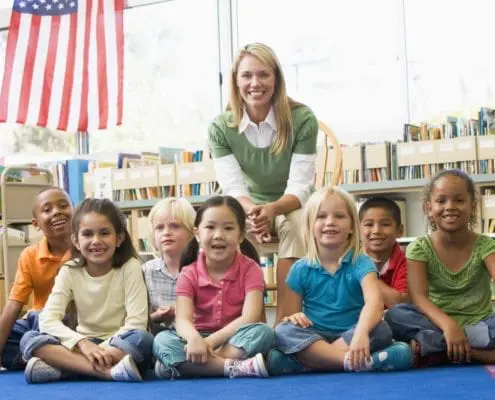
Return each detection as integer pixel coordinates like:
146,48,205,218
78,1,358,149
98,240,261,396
153,323,275,370
0,311,41,370
20,329,154,371
384,303,495,356
275,320,393,355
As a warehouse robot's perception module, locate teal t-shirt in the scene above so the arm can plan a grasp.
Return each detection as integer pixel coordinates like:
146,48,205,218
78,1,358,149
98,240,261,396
406,234,495,327
208,105,318,204
286,250,377,333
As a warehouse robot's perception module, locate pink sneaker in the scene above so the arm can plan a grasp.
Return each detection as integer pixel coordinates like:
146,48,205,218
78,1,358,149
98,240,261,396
228,354,269,378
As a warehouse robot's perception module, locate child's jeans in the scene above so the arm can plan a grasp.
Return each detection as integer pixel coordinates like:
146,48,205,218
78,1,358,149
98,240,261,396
20,329,154,372
153,323,275,370
275,320,393,354
385,303,495,356
1,311,41,370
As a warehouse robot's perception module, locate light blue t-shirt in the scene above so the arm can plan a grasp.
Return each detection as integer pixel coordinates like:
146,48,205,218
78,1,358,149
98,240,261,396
286,250,377,333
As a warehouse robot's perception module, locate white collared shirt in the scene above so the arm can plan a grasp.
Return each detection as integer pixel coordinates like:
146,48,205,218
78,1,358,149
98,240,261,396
213,107,316,204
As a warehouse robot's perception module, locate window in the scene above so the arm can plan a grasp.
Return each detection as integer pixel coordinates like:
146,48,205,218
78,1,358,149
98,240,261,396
90,0,221,153
405,0,495,122
236,0,408,144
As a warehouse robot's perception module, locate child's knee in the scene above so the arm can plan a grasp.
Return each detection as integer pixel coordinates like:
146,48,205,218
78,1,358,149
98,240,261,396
370,320,393,348
20,331,60,361
275,321,298,338
152,331,185,368
109,329,154,363
153,330,182,357
251,324,276,353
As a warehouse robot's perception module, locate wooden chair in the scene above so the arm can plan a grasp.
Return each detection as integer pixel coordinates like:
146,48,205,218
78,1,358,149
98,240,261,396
315,120,343,188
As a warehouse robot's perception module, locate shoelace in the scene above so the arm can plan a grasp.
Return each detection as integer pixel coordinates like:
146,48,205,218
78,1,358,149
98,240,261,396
228,360,255,378
156,363,180,380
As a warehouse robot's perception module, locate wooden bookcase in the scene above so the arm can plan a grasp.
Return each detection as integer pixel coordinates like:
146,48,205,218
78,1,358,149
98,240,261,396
0,166,53,310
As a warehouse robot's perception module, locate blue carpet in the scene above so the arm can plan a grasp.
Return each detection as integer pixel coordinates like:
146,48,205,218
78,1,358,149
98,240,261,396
1,366,494,400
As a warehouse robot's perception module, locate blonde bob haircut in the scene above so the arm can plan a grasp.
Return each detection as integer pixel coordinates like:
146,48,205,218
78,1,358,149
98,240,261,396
302,186,361,265
227,42,302,155
148,198,196,253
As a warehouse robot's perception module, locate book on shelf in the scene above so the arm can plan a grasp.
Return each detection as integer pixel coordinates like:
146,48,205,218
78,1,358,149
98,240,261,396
479,107,495,136
260,254,277,306
478,108,495,174
398,114,480,180
159,147,184,165
363,142,391,182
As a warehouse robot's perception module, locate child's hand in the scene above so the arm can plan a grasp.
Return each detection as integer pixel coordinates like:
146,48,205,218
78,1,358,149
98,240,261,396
348,333,371,371
184,335,211,364
443,321,471,363
284,312,313,328
203,336,221,352
151,305,175,323
77,339,113,369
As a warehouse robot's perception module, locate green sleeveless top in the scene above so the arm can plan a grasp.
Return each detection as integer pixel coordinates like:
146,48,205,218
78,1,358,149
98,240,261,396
406,234,495,326
208,105,318,204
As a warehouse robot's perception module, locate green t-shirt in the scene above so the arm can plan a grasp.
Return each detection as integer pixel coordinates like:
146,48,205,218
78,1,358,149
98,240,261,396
406,234,495,327
208,105,318,204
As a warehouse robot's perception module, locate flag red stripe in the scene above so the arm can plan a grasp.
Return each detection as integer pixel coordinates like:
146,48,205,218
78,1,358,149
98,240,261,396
0,11,21,121
115,0,124,125
38,15,61,127
78,0,93,132
17,15,41,124
96,0,108,129
58,12,78,131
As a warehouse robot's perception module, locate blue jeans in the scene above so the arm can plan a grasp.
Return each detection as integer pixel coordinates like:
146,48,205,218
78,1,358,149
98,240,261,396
20,329,154,371
275,320,393,354
0,311,41,370
384,303,495,356
153,323,275,370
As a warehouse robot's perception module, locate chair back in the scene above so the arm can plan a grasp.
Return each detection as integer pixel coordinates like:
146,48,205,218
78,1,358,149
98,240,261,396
315,120,343,188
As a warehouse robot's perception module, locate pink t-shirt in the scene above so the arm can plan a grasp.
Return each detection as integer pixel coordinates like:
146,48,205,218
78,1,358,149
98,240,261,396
176,251,264,332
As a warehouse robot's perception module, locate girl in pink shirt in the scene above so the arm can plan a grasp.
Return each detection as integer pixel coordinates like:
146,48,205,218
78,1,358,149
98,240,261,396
153,196,274,379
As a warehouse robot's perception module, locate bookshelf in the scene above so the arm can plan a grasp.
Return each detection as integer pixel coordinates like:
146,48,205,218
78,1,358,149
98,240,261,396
0,166,53,310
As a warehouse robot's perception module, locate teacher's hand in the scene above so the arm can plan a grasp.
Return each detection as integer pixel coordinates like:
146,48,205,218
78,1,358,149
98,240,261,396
248,204,275,235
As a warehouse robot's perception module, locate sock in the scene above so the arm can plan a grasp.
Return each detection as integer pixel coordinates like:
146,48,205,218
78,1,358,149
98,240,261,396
343,352,373,372
223,359,235,376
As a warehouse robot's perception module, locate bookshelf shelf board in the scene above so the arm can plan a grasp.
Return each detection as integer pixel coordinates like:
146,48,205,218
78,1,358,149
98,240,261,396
5,219,33,225
340,174,495,195
4,182,51,189
8,243,28,249
340,179,429,195
116,195,212,211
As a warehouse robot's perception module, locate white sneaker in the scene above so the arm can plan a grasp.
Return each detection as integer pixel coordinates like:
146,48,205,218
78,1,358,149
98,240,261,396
110,355,142,382
228,354,269,378
25,357,62,384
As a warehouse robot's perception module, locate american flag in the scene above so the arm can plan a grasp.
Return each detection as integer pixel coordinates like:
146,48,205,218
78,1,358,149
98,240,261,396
0,0,124,132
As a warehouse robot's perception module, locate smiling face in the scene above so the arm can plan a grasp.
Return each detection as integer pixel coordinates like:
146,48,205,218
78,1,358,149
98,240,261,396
360,207,402,257
427,175,475,233
73,212,124,272
32,188,73,241
236,54,276,119
195,205,242,270
313,194,353,252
